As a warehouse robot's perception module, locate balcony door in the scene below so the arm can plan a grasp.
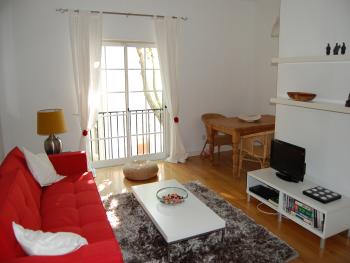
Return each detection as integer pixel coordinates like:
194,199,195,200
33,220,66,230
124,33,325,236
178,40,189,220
89,42,167,167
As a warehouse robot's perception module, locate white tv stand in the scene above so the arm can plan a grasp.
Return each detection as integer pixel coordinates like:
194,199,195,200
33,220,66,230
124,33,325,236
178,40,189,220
247,168,350,249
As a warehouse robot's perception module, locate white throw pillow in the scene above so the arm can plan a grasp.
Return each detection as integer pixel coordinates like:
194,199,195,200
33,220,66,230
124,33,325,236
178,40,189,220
23,148,65,186
12,222,88,256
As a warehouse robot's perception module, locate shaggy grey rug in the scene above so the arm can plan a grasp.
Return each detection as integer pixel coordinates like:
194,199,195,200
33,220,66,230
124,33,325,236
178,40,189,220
103,182,298,263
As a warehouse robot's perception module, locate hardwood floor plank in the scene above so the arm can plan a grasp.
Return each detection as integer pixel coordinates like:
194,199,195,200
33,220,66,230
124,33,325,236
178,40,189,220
95,152,350,263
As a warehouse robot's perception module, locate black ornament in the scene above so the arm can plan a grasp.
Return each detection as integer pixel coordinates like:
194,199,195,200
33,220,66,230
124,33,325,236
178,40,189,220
341,42,346,55
346,93,350,107
326,43,331,55
333,43,340,55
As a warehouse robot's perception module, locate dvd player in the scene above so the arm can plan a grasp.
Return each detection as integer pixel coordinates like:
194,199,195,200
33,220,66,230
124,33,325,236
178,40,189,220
249,185,279,200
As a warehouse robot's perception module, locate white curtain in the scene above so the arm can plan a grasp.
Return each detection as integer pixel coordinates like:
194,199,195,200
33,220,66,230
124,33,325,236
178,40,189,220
154,17,188,163
69,10,102,150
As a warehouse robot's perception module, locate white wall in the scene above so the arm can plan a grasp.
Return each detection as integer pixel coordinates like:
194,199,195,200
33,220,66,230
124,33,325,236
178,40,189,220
0,0,278,158
0,116,4,161
0,1,6,161
0,0,80,155
0,0,18,161
253,0,280,114
277,0,350,195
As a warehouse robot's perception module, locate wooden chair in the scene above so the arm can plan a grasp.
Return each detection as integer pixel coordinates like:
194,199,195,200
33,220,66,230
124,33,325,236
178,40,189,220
238,130,274,176
200,113,232,159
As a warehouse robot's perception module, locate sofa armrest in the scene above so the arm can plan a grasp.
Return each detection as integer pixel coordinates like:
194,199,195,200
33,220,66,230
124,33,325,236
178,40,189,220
48,151,88,176
8,240,123,263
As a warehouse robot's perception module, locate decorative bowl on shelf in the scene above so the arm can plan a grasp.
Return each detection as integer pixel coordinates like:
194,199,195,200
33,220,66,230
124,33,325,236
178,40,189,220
287,92,316,102
238,114,262,122
156,187,188,205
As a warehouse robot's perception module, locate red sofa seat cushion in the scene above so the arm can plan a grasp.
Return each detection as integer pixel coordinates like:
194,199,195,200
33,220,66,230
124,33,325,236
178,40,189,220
0,147,41,208
0,169,42,260
40,172,115,244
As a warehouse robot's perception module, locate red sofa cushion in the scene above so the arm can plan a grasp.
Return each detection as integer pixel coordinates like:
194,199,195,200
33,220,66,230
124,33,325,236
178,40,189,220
0,147,41,208
40,172,115,244
0,169,42,260
48,151,88,176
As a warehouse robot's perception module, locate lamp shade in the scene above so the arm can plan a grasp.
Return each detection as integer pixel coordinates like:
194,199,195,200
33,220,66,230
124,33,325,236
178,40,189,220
37,109,67,135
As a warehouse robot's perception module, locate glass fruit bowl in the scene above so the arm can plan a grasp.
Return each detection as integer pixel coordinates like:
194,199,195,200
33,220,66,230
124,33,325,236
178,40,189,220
156,187,188,205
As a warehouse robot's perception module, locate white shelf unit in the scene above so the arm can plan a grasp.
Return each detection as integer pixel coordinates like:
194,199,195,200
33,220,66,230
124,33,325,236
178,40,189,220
271,55,350,64
270,97,350,114
247,168,350,249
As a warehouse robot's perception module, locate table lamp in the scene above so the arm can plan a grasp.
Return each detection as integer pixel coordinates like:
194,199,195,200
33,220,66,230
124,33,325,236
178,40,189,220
37,109,67,154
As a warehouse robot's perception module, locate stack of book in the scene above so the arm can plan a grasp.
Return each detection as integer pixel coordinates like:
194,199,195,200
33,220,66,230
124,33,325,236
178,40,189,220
283,195,324,231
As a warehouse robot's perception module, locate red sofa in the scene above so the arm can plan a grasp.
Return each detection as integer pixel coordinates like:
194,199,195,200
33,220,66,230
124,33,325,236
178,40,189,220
0,147,123,263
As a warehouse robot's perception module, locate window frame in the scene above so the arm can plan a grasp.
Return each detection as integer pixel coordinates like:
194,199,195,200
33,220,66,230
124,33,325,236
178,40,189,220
90,40,168,167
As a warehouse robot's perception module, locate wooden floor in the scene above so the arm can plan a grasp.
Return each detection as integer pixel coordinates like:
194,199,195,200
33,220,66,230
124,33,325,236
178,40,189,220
95,151,350,263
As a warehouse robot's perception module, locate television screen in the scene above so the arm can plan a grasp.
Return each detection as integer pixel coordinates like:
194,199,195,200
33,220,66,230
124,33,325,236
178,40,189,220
270,139,305,182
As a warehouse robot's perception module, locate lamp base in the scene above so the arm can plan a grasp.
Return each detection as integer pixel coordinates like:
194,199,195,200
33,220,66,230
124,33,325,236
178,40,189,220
44,134,62,155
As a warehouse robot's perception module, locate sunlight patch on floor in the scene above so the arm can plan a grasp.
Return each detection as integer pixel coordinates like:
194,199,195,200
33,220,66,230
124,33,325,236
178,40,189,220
106,210,120,228
109,198,119,209
220,192,235,200
98,179,112,192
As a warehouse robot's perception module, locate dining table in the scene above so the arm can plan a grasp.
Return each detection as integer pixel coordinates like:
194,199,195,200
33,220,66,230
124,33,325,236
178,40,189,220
207,114,275,176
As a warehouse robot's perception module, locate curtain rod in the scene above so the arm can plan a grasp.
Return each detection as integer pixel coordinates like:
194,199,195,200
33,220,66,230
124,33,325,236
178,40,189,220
56,8,188,21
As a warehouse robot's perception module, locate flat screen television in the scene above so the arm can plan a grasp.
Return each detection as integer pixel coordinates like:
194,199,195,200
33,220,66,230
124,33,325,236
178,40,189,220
270,139,306,183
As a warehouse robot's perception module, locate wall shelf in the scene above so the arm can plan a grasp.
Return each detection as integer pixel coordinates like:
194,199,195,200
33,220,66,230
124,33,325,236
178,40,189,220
270,97,350,114
271,55,350,64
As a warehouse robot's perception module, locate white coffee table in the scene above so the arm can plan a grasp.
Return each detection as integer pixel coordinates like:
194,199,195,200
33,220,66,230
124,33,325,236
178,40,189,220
132,179,226,244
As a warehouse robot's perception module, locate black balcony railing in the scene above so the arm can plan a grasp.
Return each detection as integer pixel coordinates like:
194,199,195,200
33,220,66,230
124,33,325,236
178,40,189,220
89,108,165,162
